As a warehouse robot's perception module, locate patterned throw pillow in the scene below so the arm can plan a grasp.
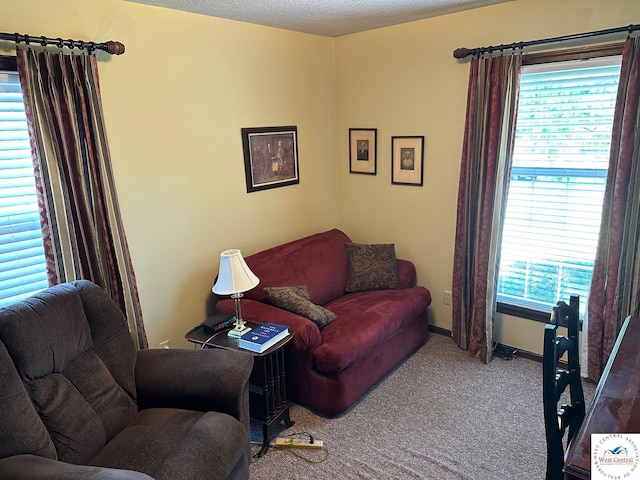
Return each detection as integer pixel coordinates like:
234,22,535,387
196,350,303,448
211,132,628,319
263,286,336,328
344,243,399,292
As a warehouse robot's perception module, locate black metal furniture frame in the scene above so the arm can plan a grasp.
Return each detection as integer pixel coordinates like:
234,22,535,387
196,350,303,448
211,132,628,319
542,295,585,480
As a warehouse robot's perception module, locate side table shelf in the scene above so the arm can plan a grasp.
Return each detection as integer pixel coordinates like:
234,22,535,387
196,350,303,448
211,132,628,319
185,321,295,457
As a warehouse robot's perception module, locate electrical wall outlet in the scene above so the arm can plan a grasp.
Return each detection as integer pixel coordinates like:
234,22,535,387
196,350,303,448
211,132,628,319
159,340,170,349
443,290,452,306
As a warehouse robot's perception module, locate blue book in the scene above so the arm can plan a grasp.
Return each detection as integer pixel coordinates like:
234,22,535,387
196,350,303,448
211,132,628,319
238,322,289,353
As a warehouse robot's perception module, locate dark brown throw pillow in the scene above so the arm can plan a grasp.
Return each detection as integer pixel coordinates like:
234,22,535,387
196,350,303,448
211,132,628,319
263,286,336,328
345,243,399,292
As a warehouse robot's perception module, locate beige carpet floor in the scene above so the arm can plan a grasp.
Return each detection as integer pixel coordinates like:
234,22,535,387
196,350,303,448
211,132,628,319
248,332,595,479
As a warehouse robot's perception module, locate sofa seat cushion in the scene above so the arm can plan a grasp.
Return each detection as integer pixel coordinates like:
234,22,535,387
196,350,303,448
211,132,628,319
89,408,247,480
313,286,432,375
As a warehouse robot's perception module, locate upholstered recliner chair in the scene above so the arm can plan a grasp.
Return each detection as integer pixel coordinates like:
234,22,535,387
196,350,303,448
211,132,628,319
0,280,252,480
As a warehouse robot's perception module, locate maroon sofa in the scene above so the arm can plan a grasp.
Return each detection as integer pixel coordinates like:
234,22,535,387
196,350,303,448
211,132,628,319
215,229,432,416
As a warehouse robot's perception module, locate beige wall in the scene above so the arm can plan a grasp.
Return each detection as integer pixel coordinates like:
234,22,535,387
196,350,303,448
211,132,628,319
4,0,640,354
335,0,640,355
3,0,339,348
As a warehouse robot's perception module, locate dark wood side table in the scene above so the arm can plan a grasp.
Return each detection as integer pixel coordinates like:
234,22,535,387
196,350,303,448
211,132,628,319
185,320,295,457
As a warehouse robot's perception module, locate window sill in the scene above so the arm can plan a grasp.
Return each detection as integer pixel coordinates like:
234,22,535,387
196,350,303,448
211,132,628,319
497,302,551,323
497,302,584,330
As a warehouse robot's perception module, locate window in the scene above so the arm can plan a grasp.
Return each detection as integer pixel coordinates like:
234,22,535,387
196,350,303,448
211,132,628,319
0,59,48,307
497,55,622,320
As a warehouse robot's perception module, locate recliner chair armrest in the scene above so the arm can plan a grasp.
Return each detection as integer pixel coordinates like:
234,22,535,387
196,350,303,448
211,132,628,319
135,348,253,423
0,454,154,480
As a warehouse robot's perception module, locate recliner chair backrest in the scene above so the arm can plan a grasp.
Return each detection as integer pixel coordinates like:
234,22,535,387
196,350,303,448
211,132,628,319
0,280,138,465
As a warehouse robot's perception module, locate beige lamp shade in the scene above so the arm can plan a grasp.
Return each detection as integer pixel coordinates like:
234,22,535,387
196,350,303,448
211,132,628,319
212,249,259,295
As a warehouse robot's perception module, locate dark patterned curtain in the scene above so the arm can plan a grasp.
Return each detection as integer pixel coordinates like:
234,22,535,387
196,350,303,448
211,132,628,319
452,54,521,363
16,48,147,349
587,37,640,380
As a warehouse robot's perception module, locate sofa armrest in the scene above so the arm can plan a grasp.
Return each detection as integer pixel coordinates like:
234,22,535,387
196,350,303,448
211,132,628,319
397,259,417,289
135,348,252,424
216,298,323,352
0,455,154,480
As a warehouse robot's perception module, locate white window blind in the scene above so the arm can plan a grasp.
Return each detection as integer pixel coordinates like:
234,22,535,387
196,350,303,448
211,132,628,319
497,57,622,318
0,69,48,307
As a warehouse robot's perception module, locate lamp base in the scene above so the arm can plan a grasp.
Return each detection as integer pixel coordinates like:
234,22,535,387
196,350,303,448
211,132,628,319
227,322,252,338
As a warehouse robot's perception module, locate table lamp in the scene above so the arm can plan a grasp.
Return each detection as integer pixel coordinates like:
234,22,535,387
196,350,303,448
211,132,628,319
212,249,259,337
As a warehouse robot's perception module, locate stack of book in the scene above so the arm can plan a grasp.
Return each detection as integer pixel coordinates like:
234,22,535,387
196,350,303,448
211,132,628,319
238,322,289,353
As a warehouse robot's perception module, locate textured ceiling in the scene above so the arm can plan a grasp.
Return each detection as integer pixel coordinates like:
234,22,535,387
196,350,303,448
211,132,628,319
127,0,511,37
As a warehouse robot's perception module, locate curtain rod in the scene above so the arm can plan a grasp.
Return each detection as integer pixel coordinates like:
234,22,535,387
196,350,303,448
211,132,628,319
453,23,640,59
0,31,125,55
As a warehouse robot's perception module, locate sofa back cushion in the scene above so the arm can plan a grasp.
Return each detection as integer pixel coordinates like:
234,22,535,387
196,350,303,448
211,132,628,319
242,229,351,306
0,282,137,464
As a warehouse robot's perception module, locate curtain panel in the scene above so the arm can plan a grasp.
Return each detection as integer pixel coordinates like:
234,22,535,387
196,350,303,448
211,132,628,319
452,54,521,363
16,48,147,349
587,37,640,381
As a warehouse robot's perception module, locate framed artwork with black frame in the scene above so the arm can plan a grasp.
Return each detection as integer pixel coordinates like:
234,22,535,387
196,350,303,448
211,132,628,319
349,128,377,175
241,126,299,193
391,136,424,186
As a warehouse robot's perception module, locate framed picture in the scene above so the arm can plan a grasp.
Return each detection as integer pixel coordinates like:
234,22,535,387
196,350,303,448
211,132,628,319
241,126,299,193
349,128,377,175
391,136,424,186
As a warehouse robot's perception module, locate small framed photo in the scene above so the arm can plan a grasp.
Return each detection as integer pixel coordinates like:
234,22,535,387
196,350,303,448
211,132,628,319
349,128,377,175
391,136,424,186
241,126,299,193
